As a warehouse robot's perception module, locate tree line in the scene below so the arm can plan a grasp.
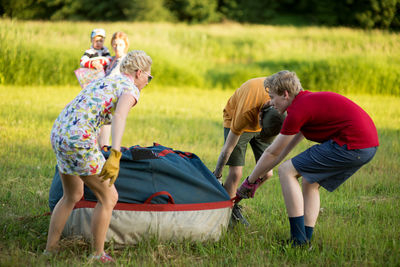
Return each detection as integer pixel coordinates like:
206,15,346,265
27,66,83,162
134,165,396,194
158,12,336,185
1,0,399,29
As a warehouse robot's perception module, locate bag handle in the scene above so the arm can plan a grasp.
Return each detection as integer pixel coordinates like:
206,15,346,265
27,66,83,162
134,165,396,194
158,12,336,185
144,191,175,204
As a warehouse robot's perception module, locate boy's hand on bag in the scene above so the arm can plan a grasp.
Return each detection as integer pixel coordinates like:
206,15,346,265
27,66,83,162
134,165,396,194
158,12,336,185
100,149,122,186
236,177,262,199
213,170,222,181
92,60,103,70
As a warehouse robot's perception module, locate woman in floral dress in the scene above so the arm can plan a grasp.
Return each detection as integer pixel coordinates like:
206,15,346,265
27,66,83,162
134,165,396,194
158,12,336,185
45,50,153,263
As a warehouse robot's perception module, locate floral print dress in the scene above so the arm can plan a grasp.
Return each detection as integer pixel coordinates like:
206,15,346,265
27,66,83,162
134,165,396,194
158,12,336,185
51,74,139,176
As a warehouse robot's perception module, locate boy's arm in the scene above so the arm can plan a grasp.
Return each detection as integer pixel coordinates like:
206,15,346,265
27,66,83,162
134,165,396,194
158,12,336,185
213,130,241,178
80,49,93,68
248,133,304,182
80,48,109,69
100,47,112,67
236,133,304,200
81,57,102,69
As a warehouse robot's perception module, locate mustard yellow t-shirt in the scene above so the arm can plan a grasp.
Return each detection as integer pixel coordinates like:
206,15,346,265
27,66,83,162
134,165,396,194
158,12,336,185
223,77,270,135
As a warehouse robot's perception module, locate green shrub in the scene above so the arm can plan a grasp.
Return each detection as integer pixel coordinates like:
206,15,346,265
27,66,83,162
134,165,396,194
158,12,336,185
123,0,176,22
219,0,277,23
165,0,220,23
275,0,400,29
336,0,400,29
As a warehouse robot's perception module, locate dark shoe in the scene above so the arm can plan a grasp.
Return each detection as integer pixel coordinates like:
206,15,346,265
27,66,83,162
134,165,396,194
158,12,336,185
231,204,250,227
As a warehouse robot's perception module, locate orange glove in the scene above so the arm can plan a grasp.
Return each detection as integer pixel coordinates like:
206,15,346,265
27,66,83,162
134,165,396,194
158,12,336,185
100,149,122,186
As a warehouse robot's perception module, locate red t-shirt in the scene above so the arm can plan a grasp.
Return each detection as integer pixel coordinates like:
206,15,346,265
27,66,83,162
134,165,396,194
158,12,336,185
281,91,379,149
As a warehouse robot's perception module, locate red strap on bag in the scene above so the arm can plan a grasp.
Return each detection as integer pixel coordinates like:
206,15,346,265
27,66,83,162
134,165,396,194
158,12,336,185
144,191,175,204
231,196,241,204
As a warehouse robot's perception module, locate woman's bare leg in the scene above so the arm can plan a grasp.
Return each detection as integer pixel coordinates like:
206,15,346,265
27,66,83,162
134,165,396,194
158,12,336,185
80,175,118,255
46,173,84,251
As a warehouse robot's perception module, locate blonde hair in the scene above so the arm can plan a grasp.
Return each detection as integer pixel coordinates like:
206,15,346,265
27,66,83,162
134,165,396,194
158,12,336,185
111,31,130,54
120,50,152,75
269,70,303,96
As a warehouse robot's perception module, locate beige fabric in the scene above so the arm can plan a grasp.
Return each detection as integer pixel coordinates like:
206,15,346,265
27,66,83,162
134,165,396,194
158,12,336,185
63,207,231,245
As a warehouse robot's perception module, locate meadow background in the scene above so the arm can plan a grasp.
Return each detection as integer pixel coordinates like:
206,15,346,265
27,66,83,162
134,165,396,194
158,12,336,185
0,19,399,266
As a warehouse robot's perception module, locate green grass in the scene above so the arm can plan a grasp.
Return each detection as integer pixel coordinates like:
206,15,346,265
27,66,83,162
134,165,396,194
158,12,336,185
0,83,399,266
1,19,399,266
0,19,400,95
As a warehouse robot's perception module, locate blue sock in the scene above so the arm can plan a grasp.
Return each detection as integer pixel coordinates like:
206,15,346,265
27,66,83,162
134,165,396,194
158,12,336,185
305,226,314,241
289,216,307,245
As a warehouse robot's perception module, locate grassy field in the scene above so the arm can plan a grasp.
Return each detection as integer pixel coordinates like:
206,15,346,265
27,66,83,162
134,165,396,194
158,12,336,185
1,20,399,266
1,19,400,95
0,83,399,266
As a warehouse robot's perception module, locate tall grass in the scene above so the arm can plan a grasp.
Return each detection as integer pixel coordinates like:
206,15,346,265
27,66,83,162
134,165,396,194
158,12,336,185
0,83,399,266
0,20,399,95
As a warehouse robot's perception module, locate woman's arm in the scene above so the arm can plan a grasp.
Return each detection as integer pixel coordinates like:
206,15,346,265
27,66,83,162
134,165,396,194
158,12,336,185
99,93,137,186
111,93,137,151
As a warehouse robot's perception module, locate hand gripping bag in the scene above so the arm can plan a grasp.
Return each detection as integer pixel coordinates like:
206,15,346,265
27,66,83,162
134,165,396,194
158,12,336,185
49,143,233,244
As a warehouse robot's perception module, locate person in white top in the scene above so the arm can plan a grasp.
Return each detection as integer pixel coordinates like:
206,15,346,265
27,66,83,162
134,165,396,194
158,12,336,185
99,32,131,147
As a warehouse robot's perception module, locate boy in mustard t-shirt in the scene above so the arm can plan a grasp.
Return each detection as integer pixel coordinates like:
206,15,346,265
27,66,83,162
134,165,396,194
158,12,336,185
214,75,281,226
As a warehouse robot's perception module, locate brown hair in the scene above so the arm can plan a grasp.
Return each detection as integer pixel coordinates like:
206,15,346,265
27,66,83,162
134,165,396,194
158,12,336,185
111,32,130,54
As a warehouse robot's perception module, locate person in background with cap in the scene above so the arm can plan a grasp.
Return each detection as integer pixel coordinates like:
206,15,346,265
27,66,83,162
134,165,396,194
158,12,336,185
213,74,283,226
80,28,112,71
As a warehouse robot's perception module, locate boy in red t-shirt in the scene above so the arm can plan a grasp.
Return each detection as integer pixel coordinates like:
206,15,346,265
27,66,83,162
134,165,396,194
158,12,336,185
236,70,379,246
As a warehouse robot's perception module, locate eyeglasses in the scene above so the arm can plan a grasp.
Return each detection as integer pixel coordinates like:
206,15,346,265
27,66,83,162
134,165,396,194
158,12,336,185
142,70,153,83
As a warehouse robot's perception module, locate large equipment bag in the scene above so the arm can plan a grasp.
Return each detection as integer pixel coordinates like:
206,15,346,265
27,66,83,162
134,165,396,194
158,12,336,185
49,143,233,244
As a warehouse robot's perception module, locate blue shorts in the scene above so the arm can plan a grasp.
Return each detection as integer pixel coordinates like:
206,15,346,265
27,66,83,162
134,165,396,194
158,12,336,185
291,140,377,192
